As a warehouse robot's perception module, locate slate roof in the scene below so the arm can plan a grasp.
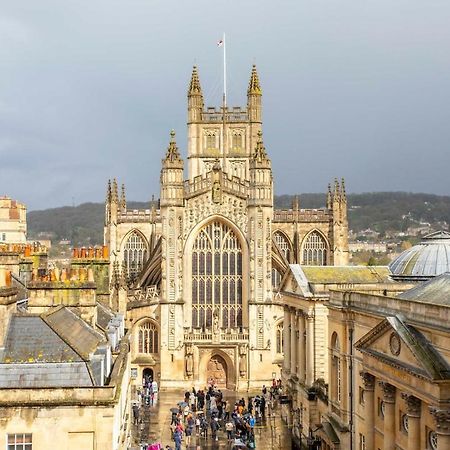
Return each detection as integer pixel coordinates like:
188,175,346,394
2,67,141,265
1,315,81,364
292,265,391,285
42,306,105,360
0,362,92,388
397,272,450,305
97,302,115,331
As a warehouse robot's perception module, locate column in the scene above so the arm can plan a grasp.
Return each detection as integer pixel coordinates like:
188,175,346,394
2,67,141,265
360,372,375,450
401,393,421,450
379,381,396,450
429,407,450,450
298,312,305,383
283,307,291,374
305,313,314,386
290,309,297,375
296,313,302,378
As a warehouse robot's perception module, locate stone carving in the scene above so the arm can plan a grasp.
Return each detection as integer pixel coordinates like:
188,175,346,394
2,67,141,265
379,381,396,402
401,393,421,417
239,344,248,377
429,407,450,433
185,343,194,377
360,371,375,390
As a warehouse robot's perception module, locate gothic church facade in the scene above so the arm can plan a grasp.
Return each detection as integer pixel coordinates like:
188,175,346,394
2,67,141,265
104,66,349,390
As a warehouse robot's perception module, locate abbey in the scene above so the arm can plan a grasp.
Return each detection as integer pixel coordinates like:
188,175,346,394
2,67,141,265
104,65,349,390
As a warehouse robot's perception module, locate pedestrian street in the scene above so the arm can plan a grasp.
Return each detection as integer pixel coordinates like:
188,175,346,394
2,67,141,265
130,390,293,450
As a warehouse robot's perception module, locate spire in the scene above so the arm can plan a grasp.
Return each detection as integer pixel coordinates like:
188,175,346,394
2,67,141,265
326,183,332,209
120,183,126,210
292,195,300,211
253,130,269,162
106,179,112,203
248,64,262,95
163,130,183,164
188,66,203,96
112,178,119,204
341,177,347,203
333,178,341,204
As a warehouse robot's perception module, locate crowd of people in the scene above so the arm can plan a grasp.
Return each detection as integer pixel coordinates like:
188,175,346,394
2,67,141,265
148,378,283,450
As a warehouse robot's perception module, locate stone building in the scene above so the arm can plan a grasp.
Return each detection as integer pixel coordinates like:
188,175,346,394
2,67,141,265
0,197,27,244
0,266,131,450
103,65,349,391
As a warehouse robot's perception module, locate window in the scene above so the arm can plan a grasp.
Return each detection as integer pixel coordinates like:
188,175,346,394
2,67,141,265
302,231,328,265
1,233,5,241
192,221,243,329
205,130,218,151
138,321,158,353
272,268,282,289
276,322,284,354
401,413,409,433
274,231,291,261
7,434,32,450
123,231,148,282
359,433,366,450
231,131,243,151
428,430,438,450
330,332,341,403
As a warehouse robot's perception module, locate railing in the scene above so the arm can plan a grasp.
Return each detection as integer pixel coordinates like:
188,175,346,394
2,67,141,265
131,285,159,302
184,328,249,342
118,210,159,223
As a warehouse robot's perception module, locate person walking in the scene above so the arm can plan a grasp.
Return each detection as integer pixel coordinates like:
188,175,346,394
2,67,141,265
173,429,182,450
225,419,234,440
210,417,220,442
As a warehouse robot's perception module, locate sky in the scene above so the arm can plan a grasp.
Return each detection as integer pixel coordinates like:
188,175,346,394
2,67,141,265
1,0,450,211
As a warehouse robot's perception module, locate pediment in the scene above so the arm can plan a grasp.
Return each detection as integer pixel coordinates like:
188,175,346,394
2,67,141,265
355,316,450,381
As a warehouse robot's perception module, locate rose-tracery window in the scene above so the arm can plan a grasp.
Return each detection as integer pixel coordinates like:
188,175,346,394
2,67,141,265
123,231,148,281
302,231,327,265
138,321,158,353
192,221,242,329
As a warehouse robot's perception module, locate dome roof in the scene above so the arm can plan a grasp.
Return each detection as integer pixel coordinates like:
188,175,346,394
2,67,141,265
389,231,450,280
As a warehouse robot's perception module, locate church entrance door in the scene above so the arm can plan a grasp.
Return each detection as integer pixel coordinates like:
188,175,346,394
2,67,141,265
143,368,154,383
207,355,227,388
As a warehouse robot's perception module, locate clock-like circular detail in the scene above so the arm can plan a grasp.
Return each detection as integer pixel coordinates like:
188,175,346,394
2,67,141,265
389,332,401,356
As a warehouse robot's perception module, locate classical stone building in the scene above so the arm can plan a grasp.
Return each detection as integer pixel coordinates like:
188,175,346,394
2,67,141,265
103,65,349,391
0,197,26,244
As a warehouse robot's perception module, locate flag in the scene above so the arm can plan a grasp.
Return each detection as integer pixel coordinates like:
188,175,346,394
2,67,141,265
217,39,223,47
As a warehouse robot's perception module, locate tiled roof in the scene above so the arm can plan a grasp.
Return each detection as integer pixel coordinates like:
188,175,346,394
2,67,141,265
0,362,92,387
1,315,81,364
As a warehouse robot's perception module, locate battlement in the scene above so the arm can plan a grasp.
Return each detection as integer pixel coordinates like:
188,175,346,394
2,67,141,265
72,246,108,260
273,208,331,223
201,106,248,123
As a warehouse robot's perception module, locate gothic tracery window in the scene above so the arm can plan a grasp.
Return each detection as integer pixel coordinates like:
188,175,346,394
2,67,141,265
302,231,328,265
274,231,291,261
138,321,158,354
123,231,148,281
276,322,284,354
192,221,243,329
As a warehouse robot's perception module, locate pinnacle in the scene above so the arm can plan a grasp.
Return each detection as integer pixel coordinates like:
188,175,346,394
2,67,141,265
164,130,182,163
253,130,269,162
188,65,202,95
248,64,262,95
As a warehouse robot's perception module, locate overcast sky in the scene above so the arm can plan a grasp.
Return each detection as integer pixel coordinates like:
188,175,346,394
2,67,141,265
1,0,450,210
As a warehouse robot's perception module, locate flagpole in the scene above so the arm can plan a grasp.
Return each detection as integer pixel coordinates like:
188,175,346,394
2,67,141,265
223,32,227,108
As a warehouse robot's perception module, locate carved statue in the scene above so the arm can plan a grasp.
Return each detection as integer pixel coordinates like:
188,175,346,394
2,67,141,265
212,181,221,204
185,343,194,377
213,308,220,335
239,344,247,377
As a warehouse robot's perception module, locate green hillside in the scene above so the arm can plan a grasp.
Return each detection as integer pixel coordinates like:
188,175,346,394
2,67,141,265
28,193,450,246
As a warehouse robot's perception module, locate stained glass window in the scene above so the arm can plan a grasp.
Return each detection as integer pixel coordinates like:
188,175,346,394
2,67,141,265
192,221,243,329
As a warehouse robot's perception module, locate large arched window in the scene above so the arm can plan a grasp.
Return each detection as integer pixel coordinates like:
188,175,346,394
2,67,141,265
138,321,158,354
330,332,341,403
274,231,291,261
302,231,327,265
123,231,148,281
192,221,242,329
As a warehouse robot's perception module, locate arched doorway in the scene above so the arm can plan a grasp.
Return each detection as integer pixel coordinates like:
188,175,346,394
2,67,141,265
207,355,227,388
143,368,154,383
